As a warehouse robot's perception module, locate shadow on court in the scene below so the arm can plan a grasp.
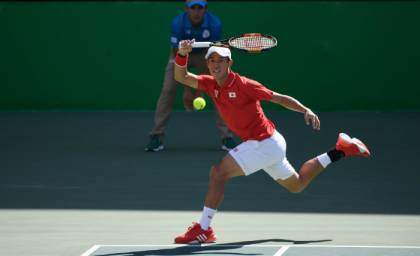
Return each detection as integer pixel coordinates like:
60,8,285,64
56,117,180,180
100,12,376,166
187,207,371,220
94,239,332,256
1,111,420,214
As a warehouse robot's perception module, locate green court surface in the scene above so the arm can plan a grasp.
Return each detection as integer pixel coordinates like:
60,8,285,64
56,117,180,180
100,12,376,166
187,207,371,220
1,111,420,256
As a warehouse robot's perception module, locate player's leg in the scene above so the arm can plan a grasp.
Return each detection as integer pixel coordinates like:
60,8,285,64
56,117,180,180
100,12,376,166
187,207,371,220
145,59,178,151
174,153,245,244
198,139,273,229
276,159,324,193
176,137,267,244
275,133,371,193
205,154,245,209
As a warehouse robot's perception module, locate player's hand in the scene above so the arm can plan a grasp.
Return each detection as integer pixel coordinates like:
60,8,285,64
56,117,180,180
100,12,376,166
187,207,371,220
304,108,320,130
178,39,194,56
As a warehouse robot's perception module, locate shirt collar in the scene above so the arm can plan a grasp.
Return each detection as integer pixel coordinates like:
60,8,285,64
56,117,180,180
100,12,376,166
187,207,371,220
185,12,209,29
221,71,236,88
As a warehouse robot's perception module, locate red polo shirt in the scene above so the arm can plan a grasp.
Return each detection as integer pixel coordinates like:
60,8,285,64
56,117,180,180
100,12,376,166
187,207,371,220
197,71,275,141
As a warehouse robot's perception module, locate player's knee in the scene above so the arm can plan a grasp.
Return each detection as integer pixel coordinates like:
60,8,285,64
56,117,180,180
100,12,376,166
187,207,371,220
209,165,229,182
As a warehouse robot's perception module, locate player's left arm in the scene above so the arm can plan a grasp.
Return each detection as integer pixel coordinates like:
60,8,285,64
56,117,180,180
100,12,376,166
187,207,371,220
270,92,320,130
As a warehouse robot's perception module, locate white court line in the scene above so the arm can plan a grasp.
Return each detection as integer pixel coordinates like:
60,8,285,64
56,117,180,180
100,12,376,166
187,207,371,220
273,245,290,256
80,245,100,256
292,245,420,249
80,244,420,256
96,244,420,249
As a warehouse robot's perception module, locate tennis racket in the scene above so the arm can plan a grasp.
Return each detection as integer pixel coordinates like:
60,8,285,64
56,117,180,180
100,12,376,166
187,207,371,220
191,33,277,53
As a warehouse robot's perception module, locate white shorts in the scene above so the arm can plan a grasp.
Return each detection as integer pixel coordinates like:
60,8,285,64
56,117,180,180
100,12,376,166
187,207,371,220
229,130,297,180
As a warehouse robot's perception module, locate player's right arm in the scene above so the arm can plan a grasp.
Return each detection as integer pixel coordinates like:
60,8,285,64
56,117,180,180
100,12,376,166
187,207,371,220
174,40,199,89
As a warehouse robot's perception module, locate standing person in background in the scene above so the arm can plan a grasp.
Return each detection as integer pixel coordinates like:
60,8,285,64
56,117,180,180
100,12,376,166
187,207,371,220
145,0,236,152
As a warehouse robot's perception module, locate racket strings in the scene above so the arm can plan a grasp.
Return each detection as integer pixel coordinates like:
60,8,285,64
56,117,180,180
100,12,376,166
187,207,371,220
230,36,276,51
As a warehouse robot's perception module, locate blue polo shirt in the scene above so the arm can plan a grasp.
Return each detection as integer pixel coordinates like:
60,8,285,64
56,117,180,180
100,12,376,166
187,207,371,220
170,11,222,48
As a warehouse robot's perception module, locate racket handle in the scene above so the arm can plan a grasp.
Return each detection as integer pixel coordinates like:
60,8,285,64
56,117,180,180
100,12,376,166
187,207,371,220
192,42,212,48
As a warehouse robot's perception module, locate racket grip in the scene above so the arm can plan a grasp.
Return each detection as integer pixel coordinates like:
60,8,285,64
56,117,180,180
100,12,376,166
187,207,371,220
192,42,212,48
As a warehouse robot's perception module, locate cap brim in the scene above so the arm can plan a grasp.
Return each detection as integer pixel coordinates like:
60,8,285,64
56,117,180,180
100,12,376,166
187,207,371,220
186,2,206,8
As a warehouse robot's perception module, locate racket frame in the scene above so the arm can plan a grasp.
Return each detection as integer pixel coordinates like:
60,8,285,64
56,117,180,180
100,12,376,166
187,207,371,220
190,33,277,53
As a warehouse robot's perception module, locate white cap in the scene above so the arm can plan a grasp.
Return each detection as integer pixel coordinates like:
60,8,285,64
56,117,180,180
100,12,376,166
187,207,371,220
205,46,231,60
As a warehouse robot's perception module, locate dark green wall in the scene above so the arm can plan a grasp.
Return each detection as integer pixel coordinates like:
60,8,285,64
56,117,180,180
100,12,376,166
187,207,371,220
1,1,419,111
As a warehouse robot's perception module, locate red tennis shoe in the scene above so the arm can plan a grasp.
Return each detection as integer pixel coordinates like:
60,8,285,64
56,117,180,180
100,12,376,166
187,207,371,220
174,222,217,244
336,133,371,157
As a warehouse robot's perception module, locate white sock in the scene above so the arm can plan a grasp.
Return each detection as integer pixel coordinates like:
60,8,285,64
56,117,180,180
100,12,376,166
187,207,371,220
316,153,332,168
199,206,217,230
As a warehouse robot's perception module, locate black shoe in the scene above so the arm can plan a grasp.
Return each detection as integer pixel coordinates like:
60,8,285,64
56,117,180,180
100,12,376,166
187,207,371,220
145,134,164,152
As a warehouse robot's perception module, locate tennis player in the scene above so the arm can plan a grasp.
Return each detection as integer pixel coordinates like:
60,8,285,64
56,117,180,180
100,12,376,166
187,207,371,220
173,39,371,244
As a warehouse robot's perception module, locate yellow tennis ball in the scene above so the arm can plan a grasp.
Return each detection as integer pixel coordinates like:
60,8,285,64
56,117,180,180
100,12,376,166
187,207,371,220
193,97,206,110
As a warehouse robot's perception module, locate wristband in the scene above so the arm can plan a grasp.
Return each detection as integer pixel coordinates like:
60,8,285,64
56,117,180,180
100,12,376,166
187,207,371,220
175,53,188,67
